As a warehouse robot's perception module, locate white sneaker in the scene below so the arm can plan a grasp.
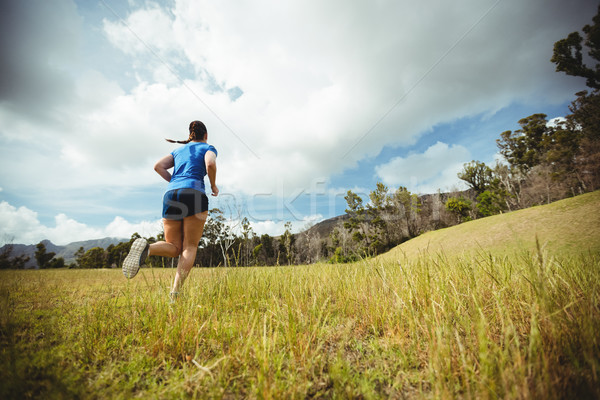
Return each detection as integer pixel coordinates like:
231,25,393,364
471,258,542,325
122,238,149,279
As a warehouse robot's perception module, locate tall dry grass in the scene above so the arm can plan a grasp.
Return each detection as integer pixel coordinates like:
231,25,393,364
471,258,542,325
1,249,599,398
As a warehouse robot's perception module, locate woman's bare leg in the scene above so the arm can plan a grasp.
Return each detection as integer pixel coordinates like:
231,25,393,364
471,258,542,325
172,211,208,293
149,219,183,258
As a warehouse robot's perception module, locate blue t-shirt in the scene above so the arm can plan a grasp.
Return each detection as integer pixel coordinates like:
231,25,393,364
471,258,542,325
166,142,217,194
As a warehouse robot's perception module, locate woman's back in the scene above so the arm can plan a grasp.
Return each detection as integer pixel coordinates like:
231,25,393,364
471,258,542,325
167,142,217,193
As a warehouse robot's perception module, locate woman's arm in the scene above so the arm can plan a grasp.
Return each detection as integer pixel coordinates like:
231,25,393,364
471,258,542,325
154,154,174,182
205,150,218,196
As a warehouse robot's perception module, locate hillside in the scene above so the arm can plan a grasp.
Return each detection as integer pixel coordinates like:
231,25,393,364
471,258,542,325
379,190,600,262
304,214,350,238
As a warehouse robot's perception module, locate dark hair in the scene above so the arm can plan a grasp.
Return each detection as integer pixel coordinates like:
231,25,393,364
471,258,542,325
165,120,207,144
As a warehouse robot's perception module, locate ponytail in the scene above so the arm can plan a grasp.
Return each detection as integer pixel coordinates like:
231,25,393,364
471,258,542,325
165,120,207,144
165,138,191,144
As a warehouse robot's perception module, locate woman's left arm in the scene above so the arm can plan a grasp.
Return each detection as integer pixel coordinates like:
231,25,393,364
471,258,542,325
205,150,218,196
154,154,174,182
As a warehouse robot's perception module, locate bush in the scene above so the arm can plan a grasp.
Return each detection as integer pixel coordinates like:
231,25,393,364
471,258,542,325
445,197,472,223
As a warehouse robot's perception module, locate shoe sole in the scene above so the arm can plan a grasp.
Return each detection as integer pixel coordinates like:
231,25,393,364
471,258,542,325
122,238,148,279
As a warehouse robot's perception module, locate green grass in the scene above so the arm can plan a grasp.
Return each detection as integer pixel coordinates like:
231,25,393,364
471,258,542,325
382,190,600,261
2,253,600,398
1,192,599,398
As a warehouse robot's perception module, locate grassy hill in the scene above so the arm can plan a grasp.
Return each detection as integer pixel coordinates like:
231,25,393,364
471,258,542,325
380,190,600,262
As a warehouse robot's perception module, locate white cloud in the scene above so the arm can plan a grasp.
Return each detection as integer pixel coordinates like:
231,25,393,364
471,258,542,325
375,142,471,194
79,0,593,198
102,4,188,77
0,201,161,245
547,116,567,127
0,201,44,245
0,0,596,231
105,216,163,239
251,214,324,237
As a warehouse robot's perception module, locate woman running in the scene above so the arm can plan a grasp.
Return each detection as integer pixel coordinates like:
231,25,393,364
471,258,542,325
122,120,218,299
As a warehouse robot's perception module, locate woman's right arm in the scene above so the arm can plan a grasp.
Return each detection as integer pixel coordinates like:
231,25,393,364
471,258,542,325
154,154,174,182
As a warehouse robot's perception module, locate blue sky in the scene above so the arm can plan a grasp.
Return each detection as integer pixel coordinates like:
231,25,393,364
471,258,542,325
0,0,594,244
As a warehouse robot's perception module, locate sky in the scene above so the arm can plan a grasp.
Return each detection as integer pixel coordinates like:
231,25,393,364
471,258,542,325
0,0,595,245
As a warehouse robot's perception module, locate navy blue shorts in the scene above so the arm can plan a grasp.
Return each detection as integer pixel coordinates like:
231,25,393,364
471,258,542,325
162,189,209,220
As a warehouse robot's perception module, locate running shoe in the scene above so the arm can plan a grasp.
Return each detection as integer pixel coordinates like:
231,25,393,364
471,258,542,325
122,238,149,279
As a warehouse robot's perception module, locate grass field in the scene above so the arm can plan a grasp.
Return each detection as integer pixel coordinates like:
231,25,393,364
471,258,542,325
1,193,600,399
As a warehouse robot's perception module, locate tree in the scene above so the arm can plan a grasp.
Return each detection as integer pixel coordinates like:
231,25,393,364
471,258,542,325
239,217,254,267
445,197,472,224
552,5,600,191
569,92,600,191
76,247,106,269
74,246,85,262
0,243,30,269
551,6,600,90
476,190,506,217
106,242,129,268
35,242,56,269
390,186,421,238
202,208,237,267
491,162,523,211
494,112,586,206
366,182,391,254
49,257,65,269
545,122,580,173
457,160,511,214
252,243,263,265
343,190,370,257
295,221,321,264
0,245,11,269
496,114,553,173
304,225,322,264
328,247,346,264
328,223,353,262
327,224,356,264
129,232,142,243
280,222,294,265
458,161,495,195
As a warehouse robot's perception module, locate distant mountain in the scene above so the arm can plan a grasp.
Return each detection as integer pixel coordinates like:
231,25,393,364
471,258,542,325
2,237,128,268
